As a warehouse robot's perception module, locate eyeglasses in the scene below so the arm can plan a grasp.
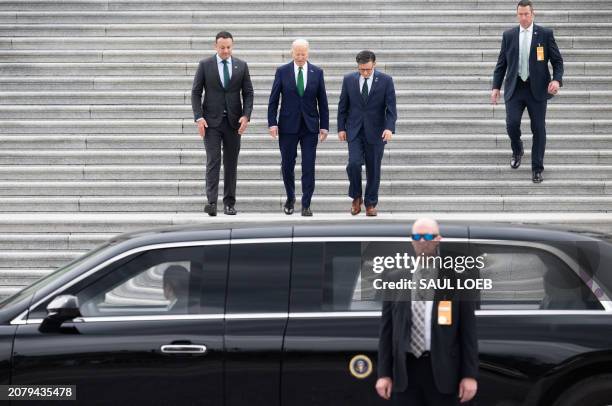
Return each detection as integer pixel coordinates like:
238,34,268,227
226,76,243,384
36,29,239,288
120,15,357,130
411,233,438,241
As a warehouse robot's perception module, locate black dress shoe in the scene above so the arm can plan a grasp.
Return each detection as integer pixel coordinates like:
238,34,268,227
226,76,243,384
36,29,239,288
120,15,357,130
510,152,523,169
283,198,295,215
204,203,217,216
224,205,237,215
532,171,543,183
301,207,313,217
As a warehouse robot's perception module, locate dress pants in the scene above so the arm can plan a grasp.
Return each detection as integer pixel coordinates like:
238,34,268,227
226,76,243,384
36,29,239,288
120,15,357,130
278,117,318,208
392,353,459,406
505,78,548,172
346,127,385,207
203,116,241,206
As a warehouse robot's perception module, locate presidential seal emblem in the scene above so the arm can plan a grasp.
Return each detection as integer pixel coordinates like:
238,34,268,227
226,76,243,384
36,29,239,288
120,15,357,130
349,354,373,379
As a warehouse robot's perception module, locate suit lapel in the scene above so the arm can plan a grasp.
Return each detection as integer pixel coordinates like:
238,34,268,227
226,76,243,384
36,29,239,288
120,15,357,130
366,71,380,104
228,58,240,89
530,24,541,63
211,55,225,90
354,72,366,107
512,26,520,65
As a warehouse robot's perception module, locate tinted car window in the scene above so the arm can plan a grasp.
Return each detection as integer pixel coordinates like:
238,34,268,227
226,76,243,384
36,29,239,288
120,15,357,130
292,241,440,312
226,242,291,313
29,244,228,318
474,243,603,310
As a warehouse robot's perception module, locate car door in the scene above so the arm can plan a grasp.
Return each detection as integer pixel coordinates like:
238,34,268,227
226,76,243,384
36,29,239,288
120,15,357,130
282,225,470,405
224,227,292,406
11,241,228,405
470,230,611,406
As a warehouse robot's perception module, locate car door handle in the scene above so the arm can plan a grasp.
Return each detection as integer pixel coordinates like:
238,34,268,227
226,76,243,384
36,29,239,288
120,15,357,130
160,344,207,354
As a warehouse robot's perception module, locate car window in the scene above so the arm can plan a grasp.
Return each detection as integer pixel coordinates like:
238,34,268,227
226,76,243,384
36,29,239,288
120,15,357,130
29,244,228,319
291,241,469,313
473,243,603,310
226,242,291,314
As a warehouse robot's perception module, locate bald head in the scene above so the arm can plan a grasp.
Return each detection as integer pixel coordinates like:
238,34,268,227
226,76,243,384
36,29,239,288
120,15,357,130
412,218,440,236
291,38,309,67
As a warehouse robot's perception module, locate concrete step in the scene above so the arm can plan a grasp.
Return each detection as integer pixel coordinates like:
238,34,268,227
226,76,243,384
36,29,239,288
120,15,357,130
1,119,610,135
0,250,86,269
3,104,612,120
3,0,612,12
0,195,610,213
0,233,115,250
1,164,610,181
0,179,609,197
4,23,612,38
0,148,610,165
1,134,610,151
3,76,612,92
2,10,611,24
3,36,610,52
4,90,612,106
1,61,605,77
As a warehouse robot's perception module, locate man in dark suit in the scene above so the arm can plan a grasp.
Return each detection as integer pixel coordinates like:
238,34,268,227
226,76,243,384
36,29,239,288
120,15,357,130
491,0,564,183
268,39,329,216
376,218,479,405
191,31,254,216
338,50,396,216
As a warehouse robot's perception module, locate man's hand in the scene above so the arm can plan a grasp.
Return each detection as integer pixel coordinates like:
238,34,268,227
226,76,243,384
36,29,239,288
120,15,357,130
238,116,249,135
338,130,347,141
458,378,477,403
196,118,208,138
382,129,392,142
490,89,500,105
375,377,393,400
319,129,328,142
269,126,279,139
548,80,560,95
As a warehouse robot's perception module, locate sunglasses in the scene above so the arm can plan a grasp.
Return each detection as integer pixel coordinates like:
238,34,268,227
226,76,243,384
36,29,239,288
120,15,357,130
411,233,438,241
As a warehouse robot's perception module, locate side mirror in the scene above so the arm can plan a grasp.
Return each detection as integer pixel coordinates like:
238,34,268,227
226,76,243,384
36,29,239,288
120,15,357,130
39,295,82,333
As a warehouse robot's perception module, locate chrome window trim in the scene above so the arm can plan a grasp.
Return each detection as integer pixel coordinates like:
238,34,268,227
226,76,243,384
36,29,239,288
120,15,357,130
15,309,612,326
11,235,611,325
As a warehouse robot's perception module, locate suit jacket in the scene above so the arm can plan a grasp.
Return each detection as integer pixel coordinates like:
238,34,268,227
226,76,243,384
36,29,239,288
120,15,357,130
377,278,479,394
191,55,254,129
337,70,397,145
492,24,564,102
267,62,329,134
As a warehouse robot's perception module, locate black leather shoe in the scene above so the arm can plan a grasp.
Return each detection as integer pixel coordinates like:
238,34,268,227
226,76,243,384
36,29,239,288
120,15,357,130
301,207,313,217
204,203,217,216
283,198,295,215
224,205,237,215
532,171,543,183
510,152,523,169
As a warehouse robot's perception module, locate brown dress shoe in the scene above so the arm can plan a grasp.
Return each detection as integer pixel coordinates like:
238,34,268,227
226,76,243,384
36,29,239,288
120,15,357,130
366,205,377,216
351,197,362,215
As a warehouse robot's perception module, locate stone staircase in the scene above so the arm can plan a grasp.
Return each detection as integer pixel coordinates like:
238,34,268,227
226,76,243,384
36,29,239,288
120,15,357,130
0,0,611,297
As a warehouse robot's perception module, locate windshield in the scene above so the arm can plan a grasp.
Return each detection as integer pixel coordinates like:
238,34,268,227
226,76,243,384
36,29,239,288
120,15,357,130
0,241,113,310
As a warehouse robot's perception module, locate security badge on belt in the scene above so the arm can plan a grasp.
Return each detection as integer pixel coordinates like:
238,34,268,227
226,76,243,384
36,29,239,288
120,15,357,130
438,301,452,325
537,44,545,61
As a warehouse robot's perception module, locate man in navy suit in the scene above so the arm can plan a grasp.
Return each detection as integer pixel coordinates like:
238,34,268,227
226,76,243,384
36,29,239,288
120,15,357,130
491,0,564,183
268,39,329,216
338,50,397,216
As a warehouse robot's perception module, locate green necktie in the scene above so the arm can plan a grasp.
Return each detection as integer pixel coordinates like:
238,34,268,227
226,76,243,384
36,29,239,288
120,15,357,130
361,77,369,101
297,66,304,97
519,29,530,81
222,59,230,90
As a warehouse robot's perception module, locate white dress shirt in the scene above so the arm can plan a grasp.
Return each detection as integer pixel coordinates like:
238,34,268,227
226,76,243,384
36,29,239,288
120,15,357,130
294,61,308,89
519,23,534,68
216,54,233,88
359,70,374,95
